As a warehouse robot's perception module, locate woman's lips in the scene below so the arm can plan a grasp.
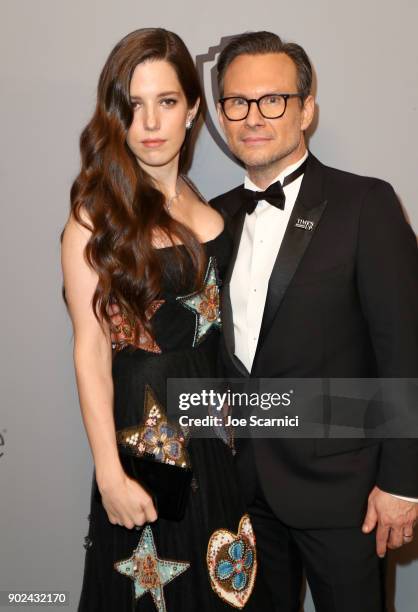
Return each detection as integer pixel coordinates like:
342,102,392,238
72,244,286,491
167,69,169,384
141,139,166,148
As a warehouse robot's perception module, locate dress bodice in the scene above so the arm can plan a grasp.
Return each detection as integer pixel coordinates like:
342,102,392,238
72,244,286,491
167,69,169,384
110,228,232,355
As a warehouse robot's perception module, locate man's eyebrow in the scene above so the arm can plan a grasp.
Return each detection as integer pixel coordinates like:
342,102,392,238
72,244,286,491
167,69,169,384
221,92,246,97
129,90,181,100
222,90,282,97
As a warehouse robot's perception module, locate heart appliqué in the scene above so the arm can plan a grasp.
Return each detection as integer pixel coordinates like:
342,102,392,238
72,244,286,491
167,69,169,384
207,514,257,609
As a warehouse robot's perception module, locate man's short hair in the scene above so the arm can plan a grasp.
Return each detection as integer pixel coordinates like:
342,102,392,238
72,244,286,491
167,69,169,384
216,31,312,100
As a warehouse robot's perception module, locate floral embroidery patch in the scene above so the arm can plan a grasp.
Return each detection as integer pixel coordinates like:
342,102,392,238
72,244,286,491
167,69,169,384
207,514,257,609
116,385,191,469
110,300,164,353
114,525,190,612
176,256,221,346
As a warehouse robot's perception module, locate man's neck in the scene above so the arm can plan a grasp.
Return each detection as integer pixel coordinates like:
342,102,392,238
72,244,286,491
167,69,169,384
247,145,308,190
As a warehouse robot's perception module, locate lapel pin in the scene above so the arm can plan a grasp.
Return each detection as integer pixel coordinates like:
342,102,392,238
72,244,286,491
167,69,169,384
295,217,314,231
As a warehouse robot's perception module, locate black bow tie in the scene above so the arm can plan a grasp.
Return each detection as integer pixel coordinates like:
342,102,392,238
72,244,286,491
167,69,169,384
241,158,308,215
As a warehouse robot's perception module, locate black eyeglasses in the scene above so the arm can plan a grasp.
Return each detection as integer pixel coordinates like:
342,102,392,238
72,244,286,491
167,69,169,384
219,93,303,121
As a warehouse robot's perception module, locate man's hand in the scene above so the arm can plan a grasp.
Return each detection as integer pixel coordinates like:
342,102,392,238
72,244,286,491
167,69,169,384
362,486,418,557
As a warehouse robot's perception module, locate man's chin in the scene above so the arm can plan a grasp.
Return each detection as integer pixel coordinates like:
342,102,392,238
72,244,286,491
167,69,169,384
233,145,300,172
239,153,279,169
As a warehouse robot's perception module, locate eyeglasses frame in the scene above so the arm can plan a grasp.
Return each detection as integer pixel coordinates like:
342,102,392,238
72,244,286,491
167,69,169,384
218,93,304,121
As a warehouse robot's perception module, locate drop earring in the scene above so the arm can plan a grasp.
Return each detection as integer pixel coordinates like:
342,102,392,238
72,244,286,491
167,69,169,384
186,117,193,129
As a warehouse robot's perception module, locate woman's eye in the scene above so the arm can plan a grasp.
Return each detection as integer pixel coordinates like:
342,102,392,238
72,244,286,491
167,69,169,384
160,98,177,107
131,101,142,110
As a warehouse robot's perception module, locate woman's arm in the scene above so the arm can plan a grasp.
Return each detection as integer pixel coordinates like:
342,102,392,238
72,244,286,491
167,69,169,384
61,209,157,527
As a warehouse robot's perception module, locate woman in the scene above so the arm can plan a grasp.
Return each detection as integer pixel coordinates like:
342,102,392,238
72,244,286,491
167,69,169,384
61,28,271,611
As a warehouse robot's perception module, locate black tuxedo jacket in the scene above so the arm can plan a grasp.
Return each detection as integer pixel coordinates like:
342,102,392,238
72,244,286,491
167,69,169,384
211,152,418,528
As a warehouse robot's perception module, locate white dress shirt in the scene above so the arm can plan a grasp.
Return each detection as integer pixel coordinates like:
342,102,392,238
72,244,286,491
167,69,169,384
229,151,418,504
230,151,308,373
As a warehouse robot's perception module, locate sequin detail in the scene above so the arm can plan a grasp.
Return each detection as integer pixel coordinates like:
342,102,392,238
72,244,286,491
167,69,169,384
114,525,190,612
83,536,92,550
176,256,221,346
110,300,164,354
116,385,191,469
207,514,257,609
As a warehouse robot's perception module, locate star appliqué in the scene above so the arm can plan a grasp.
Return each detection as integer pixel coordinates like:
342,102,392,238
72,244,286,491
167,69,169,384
114,525,190,611
116,384,191,468
176,256,221,346
110,300,164,354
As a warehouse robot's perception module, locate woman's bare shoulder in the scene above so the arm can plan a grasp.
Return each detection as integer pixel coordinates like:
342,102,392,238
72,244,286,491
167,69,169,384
62,206,93,243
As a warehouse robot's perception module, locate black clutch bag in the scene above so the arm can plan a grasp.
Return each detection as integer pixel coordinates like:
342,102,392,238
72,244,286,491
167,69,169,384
117,452,193,521
113,385,193,521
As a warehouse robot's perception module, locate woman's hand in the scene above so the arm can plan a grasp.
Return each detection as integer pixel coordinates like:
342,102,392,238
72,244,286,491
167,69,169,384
99,473,158,528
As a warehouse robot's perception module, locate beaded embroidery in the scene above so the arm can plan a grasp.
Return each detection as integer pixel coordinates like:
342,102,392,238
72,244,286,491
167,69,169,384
110,300,164,354
114,525,190,612
176,256,221,347
83,536,92,550
116,385,191,469
207,514,257,609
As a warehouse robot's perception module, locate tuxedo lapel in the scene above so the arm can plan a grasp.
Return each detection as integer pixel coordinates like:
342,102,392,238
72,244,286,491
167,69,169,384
221,207,249,376
251,154,328,373
223,206,246,286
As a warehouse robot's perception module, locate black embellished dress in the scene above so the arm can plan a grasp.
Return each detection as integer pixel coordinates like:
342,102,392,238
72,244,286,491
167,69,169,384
78,227,271,612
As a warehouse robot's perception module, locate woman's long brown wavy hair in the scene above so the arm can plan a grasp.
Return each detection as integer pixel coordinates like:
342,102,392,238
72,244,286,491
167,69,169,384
62,28,206,340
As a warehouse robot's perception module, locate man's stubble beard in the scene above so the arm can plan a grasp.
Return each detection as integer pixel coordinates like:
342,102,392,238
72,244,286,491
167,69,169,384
231,140,301,174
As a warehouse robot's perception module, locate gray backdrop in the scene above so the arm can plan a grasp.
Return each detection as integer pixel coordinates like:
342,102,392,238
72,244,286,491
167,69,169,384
1,1,417,610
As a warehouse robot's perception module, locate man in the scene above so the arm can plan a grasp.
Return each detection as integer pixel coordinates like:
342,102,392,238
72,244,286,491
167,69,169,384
210,31,418,611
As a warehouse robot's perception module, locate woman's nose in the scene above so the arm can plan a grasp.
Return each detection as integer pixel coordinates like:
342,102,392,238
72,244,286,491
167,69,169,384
143,104,160,131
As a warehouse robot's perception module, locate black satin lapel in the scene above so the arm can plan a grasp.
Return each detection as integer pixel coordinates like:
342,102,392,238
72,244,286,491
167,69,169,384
224,208,246,285
260,198,328,338
252,155,328,371
221,208,249,376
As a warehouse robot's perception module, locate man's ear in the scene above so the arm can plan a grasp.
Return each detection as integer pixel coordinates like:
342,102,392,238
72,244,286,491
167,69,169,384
301,94,315,131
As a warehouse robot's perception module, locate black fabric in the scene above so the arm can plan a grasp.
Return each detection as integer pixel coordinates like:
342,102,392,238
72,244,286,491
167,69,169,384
211,152,418,529
78,229,272,611
249,480,386,612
